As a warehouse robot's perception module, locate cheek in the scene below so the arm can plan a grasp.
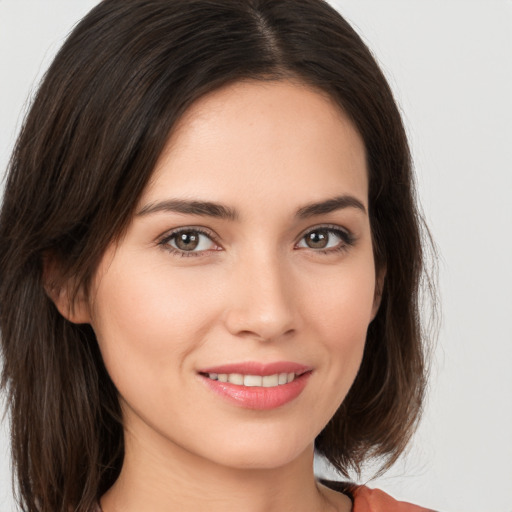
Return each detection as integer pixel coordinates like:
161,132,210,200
319,290,371,385
301,259,376,406
89,258,222,383
302,255,377,340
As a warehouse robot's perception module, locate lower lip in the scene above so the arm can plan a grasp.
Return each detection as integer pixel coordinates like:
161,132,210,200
200,372,312,410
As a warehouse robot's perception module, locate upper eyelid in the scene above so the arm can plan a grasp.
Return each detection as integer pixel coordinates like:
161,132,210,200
159,223,350,236
296,223,352,241
158,225,219,243
158,227,221,257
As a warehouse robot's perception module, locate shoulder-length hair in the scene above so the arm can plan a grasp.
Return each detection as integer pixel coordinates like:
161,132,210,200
0,1,431,510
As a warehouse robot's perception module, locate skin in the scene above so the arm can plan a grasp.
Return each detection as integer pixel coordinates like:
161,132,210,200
56,80,382,512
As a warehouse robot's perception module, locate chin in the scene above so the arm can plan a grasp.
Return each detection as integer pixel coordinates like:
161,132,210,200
194,427,315,471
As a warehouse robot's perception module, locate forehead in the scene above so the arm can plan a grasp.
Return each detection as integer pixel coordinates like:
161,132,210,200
142,79,368,211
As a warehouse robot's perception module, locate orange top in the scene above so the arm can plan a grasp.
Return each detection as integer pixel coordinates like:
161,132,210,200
352,486,435,512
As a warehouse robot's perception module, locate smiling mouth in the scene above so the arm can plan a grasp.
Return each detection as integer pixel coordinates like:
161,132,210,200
200,371,304,387
198,364,312,409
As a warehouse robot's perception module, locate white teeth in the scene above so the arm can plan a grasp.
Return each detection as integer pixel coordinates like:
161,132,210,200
244,375,262,387
262,374,279,387
228,373,244,385
207,372,298,387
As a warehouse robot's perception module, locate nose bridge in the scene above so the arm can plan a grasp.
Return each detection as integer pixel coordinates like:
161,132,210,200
224,246,296,341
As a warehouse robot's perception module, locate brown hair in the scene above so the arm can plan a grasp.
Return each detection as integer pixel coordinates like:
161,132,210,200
0,1,433,511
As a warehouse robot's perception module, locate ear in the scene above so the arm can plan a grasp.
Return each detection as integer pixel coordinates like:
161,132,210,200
371,265,386,320
42,253,91,324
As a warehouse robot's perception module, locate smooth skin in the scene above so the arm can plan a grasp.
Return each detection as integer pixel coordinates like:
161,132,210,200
53,80,383,512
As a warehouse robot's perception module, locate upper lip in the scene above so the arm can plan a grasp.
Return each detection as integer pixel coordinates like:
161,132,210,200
198,361,312,376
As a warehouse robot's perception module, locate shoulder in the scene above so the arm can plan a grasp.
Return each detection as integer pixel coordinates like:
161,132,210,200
352,486,437,512
319,480,436,512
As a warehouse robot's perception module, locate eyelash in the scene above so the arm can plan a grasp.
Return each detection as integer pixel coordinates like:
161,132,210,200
297,224,355,255
158,227,219,258
158,225,355,258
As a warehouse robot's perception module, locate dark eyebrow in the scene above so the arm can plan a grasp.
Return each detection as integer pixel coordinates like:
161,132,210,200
295,195,367,218
137,199,239,220
137,194,366,220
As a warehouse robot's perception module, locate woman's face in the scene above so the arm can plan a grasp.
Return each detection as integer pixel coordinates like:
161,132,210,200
85,80,381,470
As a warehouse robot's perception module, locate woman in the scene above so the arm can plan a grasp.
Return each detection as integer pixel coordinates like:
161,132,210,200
0,1,435,511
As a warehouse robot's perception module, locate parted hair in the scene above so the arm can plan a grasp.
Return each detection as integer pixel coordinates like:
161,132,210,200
0,1,431,511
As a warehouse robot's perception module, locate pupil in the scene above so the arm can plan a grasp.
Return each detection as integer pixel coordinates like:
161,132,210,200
307,230,328,248
176,232,199,251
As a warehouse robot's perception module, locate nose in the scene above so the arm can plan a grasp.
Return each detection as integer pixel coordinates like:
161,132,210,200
223,250,297,342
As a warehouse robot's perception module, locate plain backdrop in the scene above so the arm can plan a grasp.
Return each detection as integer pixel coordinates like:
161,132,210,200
1,1,511,511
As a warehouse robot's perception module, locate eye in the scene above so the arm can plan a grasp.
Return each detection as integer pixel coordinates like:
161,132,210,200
160,228,218,256
296,226,353,252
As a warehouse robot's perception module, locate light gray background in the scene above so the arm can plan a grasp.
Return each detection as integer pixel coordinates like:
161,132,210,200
1,1,511,511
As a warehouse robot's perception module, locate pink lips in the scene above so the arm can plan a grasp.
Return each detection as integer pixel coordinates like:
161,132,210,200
198,361,312,410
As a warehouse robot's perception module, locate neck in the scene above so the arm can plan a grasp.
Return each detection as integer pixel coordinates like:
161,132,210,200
100,419,349,512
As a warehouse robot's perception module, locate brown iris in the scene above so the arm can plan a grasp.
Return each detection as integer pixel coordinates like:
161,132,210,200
175,231,200,251
304,229,329,249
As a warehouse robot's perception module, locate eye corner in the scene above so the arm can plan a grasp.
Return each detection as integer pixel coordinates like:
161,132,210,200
158,226,222,257
295,225,356,253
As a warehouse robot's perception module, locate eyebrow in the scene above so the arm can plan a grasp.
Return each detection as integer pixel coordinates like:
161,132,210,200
137,199,239,220
137,195,366,220
295,195,366,218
